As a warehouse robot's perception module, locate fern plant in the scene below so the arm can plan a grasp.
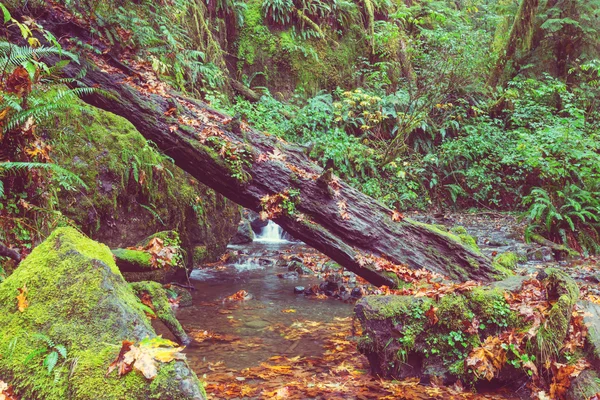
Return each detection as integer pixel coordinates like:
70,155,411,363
24,333,67,374
522,185,600,254
0,162,87,198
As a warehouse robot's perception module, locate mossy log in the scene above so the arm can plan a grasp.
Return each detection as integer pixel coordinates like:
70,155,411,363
27,9,495,287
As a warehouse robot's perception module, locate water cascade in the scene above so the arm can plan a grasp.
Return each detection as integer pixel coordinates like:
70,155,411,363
254,220,289,243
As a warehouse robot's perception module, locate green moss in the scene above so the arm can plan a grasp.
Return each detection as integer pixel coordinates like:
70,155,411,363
0,228,202,399
362,296,434,323
437,294,471,331
193,246,208,265
112,248,153,269
130,281,189,344
411,220,481,255
468,287,518,331
450,226,468,235
493,252,518,271
534,268,579,363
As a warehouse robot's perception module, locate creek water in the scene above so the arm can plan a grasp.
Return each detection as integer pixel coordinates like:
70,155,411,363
176,239,352,373
170,216,567,399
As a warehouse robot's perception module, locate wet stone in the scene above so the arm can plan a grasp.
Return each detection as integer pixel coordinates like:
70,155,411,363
244,320,270,329
278,271,299,279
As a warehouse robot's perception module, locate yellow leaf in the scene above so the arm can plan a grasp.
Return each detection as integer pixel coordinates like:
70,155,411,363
16,285,28,312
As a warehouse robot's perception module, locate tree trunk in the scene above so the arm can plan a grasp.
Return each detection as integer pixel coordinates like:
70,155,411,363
26,9,497,287
488,0,540,88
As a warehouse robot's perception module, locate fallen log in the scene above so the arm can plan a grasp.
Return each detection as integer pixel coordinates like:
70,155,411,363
20,8,497,287
0,242,20,263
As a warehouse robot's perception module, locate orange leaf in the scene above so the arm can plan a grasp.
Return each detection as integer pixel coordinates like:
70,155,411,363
106,340,134,377
391,210,404,222
16,285,28,312
465,336,507,381
425,305,439,325
5,66,32,97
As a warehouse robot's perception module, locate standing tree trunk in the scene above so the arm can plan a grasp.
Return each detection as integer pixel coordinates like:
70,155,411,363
488,0,540,88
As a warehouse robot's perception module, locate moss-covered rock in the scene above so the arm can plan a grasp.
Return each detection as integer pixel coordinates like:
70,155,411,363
355,285,520,383
0,227,205,399
130,281,190,345
355,269,581,386
44,99,239,266
111,248,153,271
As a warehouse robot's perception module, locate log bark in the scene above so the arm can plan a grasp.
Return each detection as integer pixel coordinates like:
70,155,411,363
0,242,20,262
27,9,496,287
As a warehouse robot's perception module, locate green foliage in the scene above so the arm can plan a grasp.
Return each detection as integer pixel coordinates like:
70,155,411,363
263,0,294,25
0,162,87,198
24,333,68,375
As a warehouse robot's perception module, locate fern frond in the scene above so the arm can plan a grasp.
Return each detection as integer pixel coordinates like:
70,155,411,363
0,162,88,190
54,344,67,359
43,351,59,373
0,43,79,67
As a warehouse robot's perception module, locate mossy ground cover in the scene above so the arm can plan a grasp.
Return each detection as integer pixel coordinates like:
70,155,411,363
0,228,204,400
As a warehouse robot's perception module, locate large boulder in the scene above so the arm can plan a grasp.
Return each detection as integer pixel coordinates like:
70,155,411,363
355,269,580,386
230,217,255,245
0,228,205,399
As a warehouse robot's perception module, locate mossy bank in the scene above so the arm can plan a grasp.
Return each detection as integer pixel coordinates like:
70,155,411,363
43,99,239,265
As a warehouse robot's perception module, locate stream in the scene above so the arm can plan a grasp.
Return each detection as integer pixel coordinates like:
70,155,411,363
168,216,589,399
178,240,352,371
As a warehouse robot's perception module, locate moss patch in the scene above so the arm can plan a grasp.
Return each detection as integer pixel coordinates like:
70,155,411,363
130,281,189,345
112,248,153,270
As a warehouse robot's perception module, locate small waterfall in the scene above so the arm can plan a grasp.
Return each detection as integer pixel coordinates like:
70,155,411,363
254,221,289,243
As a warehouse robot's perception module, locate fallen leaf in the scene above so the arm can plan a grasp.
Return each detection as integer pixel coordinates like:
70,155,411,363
16,285,28,312
391,210,404,222
425,305,439,325
465,336,507,381
281,309,296,313
107,336,186,380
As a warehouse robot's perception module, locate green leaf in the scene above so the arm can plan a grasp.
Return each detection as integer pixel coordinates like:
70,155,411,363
44,351,59,373
0,2,11,23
